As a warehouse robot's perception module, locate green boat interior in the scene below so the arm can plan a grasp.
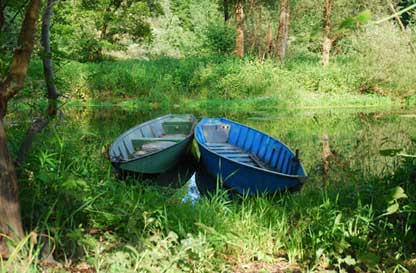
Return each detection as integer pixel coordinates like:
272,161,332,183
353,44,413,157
129,119,194,159
110,114,196,162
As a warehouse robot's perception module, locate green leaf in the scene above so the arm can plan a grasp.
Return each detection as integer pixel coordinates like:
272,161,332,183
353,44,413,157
385,202,399,216
339,10,372,29
62,177,89,191
334,213,342,226
379,148,403,156
396,153,416,158
343,255,356,266
355,10,372,23
390,186,408,201
339,18,355,29
37,170,50,183
357,252,380,266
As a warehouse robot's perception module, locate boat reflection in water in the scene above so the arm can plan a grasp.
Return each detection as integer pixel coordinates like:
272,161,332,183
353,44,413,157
192,162,304,198
118,153,303,202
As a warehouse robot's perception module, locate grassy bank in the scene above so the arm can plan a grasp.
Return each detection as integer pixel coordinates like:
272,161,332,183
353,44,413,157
21,55,404,114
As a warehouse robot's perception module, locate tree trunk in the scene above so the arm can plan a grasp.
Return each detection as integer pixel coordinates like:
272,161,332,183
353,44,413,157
0,119,24,258
0,0,6,31
223,0,230,22
387,0,416,54
0,0,42,119
322,0,331,67
276,0,290,62
0,0,42,258
17,0,60,173
266,24,273,56
235,0,244,57
16,118,49,169
41,0,59,117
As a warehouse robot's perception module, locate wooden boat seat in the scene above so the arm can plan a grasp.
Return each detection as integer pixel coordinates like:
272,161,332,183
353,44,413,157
161,133,187,138
131,137,183,151
162,120,193,134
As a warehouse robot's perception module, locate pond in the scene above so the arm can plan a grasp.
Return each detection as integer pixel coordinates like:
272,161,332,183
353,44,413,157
28,104,414,200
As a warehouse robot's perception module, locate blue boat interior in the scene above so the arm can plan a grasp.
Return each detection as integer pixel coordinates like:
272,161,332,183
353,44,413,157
195,118,305,176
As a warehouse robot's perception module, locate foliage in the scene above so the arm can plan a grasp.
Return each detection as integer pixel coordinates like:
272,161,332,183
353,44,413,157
40,55,390,106
204,22,236,55
121,0,223,58
51,0,163,62
351,22,416,97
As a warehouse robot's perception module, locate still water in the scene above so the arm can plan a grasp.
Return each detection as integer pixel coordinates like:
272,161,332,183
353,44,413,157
10,104,414,199
48,104,414,200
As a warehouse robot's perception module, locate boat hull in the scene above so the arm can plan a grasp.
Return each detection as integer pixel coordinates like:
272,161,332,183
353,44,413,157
195,118,307,195
197,143,306,194
116,137,193,174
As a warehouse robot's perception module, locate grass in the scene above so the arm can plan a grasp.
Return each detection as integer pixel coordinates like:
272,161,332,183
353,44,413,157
2,106,415,272
20,55,403,115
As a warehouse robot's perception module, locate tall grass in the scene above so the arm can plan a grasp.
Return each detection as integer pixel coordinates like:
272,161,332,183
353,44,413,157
22,55,398,113
351,22,416,98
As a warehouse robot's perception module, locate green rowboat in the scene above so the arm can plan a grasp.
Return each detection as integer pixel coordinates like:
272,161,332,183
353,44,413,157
109,114,197,174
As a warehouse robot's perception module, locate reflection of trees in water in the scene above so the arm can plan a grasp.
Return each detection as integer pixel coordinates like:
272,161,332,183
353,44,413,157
60,107,415,195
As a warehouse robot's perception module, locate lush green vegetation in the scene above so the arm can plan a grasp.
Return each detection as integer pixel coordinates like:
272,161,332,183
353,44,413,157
1,0,416,272
21,55,397,114
3,109,416,272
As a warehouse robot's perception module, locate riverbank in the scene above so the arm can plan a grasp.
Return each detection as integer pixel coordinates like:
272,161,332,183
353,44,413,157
20,55,413,115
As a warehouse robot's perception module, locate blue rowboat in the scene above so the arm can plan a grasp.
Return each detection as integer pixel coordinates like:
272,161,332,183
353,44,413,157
195,118,307,194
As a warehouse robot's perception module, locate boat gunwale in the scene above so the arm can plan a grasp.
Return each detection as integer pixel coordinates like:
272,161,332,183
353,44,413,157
110,114,198,164
195,117,308,180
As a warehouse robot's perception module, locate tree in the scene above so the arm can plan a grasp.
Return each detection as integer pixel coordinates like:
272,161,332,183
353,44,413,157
265,23,273,58
16,0,60,169
235,0,245,57
276,0,289,61
41,0,59,117
224,0,230,22
0,0,5,31
53,0,162,61
0,0,42,257
322,0,331,67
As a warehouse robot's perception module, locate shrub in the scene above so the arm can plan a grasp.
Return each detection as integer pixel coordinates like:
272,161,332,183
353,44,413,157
351,22,416,97
204,22,236,55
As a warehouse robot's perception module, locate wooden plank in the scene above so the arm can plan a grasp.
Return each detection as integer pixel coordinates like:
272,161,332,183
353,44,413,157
131,137,182,150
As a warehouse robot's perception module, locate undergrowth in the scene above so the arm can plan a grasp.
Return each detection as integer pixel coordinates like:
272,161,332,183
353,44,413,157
21,55,401,112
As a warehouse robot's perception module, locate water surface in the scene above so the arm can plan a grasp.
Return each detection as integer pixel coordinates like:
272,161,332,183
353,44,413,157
55,105,416,199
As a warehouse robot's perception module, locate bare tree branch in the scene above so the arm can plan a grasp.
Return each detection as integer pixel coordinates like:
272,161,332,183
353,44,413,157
387,0,416,54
